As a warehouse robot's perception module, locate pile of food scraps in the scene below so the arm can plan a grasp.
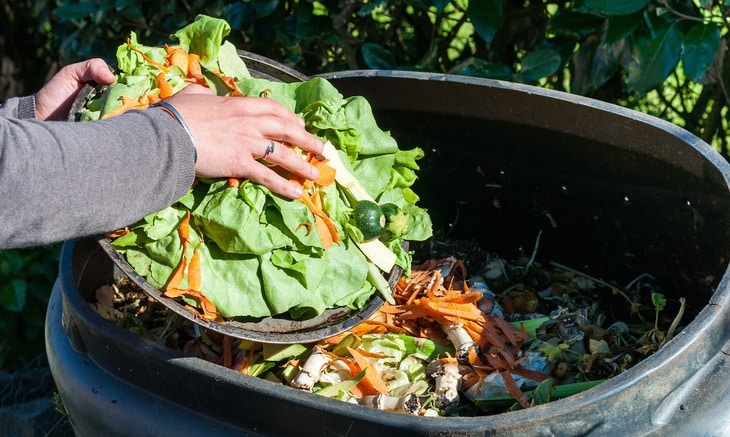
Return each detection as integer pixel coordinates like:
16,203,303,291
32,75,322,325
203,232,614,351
81,15,432,324
93,237,686,417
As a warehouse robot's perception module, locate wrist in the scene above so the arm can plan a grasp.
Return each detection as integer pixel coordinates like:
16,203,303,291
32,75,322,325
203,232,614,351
149,101,198,163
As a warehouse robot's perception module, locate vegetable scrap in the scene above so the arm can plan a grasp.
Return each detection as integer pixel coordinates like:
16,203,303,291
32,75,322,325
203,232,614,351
93,236,686,416
79,15,432,321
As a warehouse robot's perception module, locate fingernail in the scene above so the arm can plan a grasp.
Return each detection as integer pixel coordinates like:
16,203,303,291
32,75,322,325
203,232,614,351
310,166,320,181
298,117,305,127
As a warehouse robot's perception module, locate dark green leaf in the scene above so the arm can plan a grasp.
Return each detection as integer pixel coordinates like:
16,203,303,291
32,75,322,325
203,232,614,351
628,23,682,95
605,12,643,44
0,279,27,312
431,0,451,11
468,0,503,44
652,292,667,311
549,10,606,39
458,58,513,81
682,22,720,82
224,3,248,29
0,250,25,275
252,0,278,19
571,37,627,95
531,378,556,405
53,4,100,20
583,0,651,16
361,42,396,69
518,48,562,83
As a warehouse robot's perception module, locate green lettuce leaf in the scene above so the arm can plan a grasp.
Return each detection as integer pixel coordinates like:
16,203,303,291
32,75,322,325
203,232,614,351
174,14,230,68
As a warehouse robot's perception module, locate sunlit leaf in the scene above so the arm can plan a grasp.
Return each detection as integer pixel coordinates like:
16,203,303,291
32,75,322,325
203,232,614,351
583,0,651,16
627,23,682,95
538,342,570,361
510,317,550,338
518,48,562,83
468,0,503,44
682,22,720,82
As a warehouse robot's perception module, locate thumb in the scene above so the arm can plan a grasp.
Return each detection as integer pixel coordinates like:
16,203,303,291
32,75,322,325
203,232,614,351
73,58,116,85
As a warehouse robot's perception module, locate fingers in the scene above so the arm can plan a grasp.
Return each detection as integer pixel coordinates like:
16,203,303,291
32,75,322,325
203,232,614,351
258,140,319,182
221,97,324,155
245,163,305,199
35,59,117,120
78,59,116,86
166,93,326,199
59,58,115,87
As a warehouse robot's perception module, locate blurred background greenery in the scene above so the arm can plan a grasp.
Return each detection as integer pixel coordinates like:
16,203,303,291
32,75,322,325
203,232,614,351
1,0,728,372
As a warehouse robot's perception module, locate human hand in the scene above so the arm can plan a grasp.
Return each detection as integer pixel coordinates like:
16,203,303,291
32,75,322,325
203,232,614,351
35,58,116,121
165,88,324,199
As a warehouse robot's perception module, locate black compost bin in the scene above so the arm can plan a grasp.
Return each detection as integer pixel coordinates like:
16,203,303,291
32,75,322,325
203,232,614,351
46,69,730,436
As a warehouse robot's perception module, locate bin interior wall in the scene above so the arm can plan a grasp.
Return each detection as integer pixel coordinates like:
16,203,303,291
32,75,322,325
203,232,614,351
326,74,730,315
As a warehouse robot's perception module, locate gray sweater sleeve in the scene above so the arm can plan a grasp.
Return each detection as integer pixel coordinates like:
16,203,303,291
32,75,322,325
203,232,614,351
0,96,196,248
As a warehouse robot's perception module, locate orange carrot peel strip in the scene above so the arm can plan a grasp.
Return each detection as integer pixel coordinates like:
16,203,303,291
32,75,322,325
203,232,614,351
347,346,390,396
186,53,208,86
164,45,189,72
156,72,174,99
298,190,340,249
163,212,221,321
126,38,169,73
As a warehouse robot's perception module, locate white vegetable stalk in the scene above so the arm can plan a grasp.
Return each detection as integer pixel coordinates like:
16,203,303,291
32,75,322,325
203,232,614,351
442,322,480,365
428,359,463,408
358,394,421,415
290,346,334,391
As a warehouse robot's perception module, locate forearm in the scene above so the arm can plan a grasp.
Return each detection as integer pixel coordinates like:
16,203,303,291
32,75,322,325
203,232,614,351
0,109,196,248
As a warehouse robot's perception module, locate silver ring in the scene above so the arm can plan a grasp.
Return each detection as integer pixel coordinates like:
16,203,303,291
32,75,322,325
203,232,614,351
263,141,275,159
